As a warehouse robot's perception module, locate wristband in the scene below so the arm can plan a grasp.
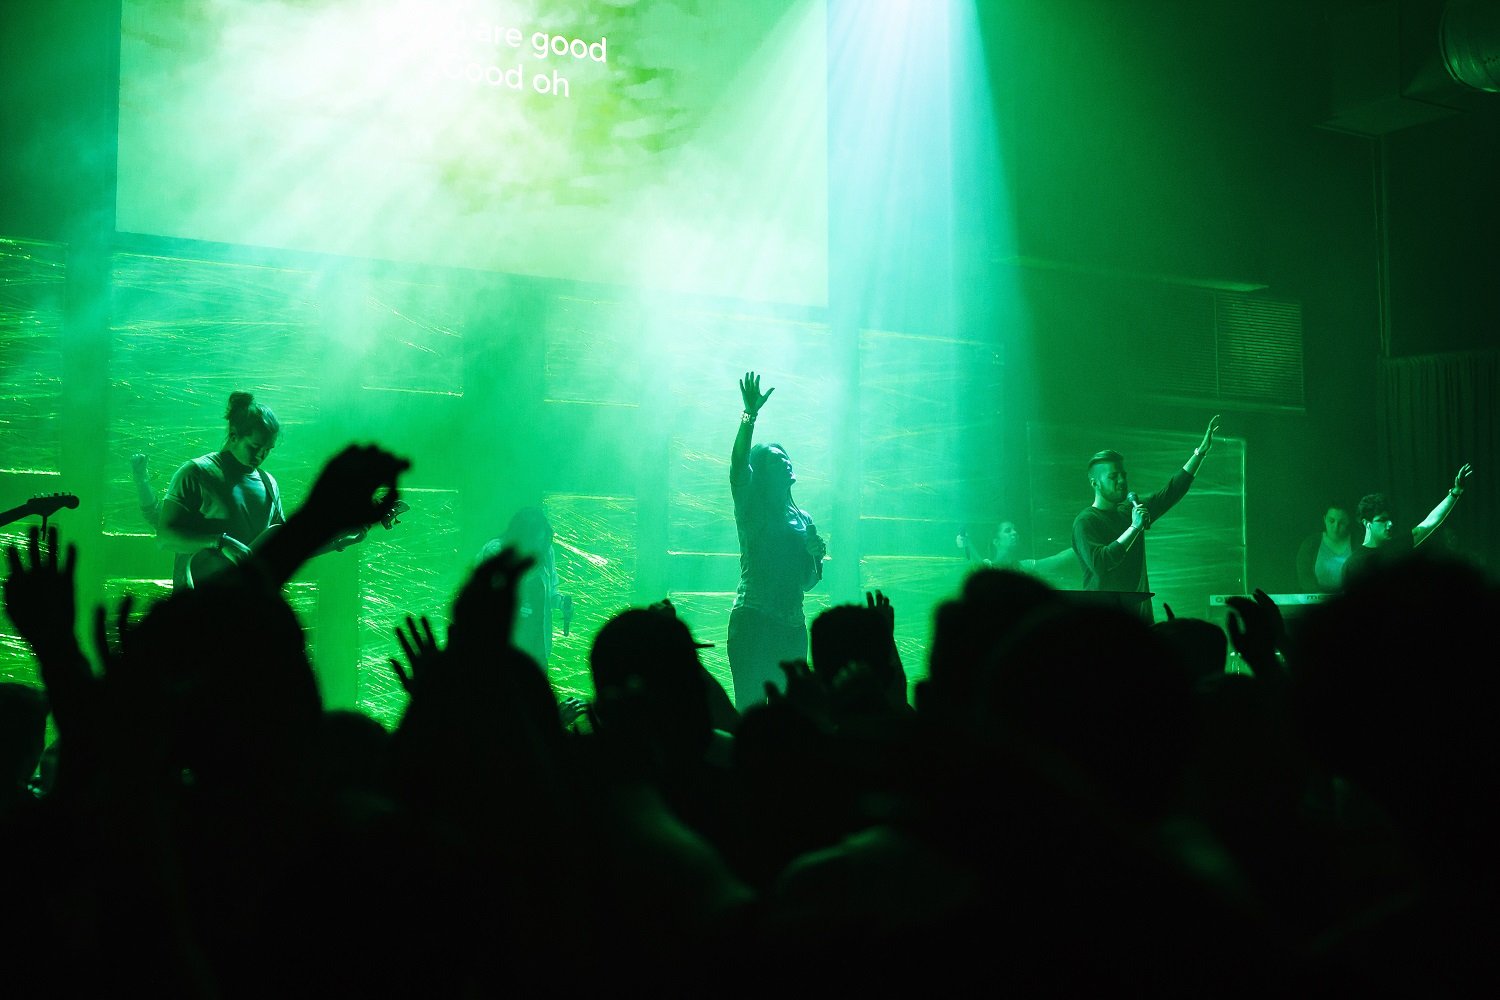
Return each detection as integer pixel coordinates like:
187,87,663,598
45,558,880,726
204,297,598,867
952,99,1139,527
1450,487,1463,498
1193,448,1204,458
741,411,756,425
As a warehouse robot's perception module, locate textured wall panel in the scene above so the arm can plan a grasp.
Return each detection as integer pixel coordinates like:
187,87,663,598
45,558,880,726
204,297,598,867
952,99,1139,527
0,239,66,475
356,487,462,729
544,493,638,701
544,294,642,405
0,239,68,689
354,276,465,396
859,329,979,523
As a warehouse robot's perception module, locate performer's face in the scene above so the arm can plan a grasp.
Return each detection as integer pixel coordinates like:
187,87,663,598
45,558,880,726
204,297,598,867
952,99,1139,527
1324,507,1350,541
767,446,795,485
1090,461,1128,505
995,522,1020,555
229,428,277,469
1363,513,1393,546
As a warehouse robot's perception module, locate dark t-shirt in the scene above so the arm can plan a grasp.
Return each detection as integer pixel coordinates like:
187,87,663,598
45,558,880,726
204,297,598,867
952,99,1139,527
1341,535,1412,588
1072,469,1194,614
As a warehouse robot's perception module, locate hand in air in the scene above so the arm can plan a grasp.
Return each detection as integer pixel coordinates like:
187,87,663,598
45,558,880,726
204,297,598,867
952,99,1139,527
390,614,441,695
3,525,78,656
1225,589,1286,677
1454,462,1473,491
739,371,774,415
302,443,412,537
558,696,588,727
1197,414,1222,455
450,544,536,654
766,656,833,731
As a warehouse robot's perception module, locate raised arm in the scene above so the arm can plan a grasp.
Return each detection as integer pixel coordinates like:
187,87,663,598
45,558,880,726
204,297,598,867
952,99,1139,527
1183,414,1221,477
252,444,411,588
1413,462,1472,548
732,371,773,487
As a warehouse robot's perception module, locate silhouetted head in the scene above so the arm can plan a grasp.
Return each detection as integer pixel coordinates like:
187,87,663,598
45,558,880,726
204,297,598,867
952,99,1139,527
223,391,279,468
590,608,712,760
923,568,1058,725
128,576,319,786
1292,551,1500,867
985,602,1194,824
1152,617,1228,685
810,603,903,714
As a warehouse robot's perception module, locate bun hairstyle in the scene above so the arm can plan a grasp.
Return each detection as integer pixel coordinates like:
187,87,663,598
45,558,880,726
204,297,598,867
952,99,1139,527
224,391,280,441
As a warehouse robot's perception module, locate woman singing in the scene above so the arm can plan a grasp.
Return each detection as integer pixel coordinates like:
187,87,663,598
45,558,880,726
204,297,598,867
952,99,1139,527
727,371,825,709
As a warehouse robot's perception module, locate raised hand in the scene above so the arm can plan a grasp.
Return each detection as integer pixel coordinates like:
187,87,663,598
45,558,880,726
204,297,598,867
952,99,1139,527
4,525,78,656
766,656,833,730
389,614,441,694
558,696,588,727
450,544,536,654
866,589,894,632
300,443,412,538
739,371,774,415
1225,589,1284,677
1197,414,1222,455
1454,462,1474,492
91,594,136,679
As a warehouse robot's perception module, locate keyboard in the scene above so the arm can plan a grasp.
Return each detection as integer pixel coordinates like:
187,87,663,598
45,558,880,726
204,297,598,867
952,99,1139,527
1208,593,1335,607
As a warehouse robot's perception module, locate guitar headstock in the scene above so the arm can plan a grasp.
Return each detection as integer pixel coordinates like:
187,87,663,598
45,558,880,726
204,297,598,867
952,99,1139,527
380,499,411,530
28,493,80,517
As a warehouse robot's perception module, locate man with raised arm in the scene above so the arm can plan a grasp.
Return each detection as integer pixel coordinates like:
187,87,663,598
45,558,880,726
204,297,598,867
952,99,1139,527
1342,463,1473,587
1072,416,1221,622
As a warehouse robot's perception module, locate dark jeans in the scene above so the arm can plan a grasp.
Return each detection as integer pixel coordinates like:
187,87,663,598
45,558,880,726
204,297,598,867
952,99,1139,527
726,605,807,711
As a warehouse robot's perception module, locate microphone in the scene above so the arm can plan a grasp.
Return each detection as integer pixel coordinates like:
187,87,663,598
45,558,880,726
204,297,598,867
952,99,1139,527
1127,491,1149,530
1126,491,1138,506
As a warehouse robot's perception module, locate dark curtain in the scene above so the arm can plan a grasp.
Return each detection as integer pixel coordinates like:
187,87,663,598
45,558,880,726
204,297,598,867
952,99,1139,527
1380,351,1499,575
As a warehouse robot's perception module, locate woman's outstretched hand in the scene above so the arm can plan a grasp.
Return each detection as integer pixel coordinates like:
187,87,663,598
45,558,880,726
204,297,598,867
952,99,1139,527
740,371,774,415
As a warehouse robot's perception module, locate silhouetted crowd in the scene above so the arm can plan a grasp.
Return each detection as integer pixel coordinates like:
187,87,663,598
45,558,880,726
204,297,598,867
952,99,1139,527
2,444,1496,995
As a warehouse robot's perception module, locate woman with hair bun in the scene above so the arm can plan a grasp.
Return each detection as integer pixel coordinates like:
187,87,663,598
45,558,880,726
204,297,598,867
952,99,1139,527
158,391,286,589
